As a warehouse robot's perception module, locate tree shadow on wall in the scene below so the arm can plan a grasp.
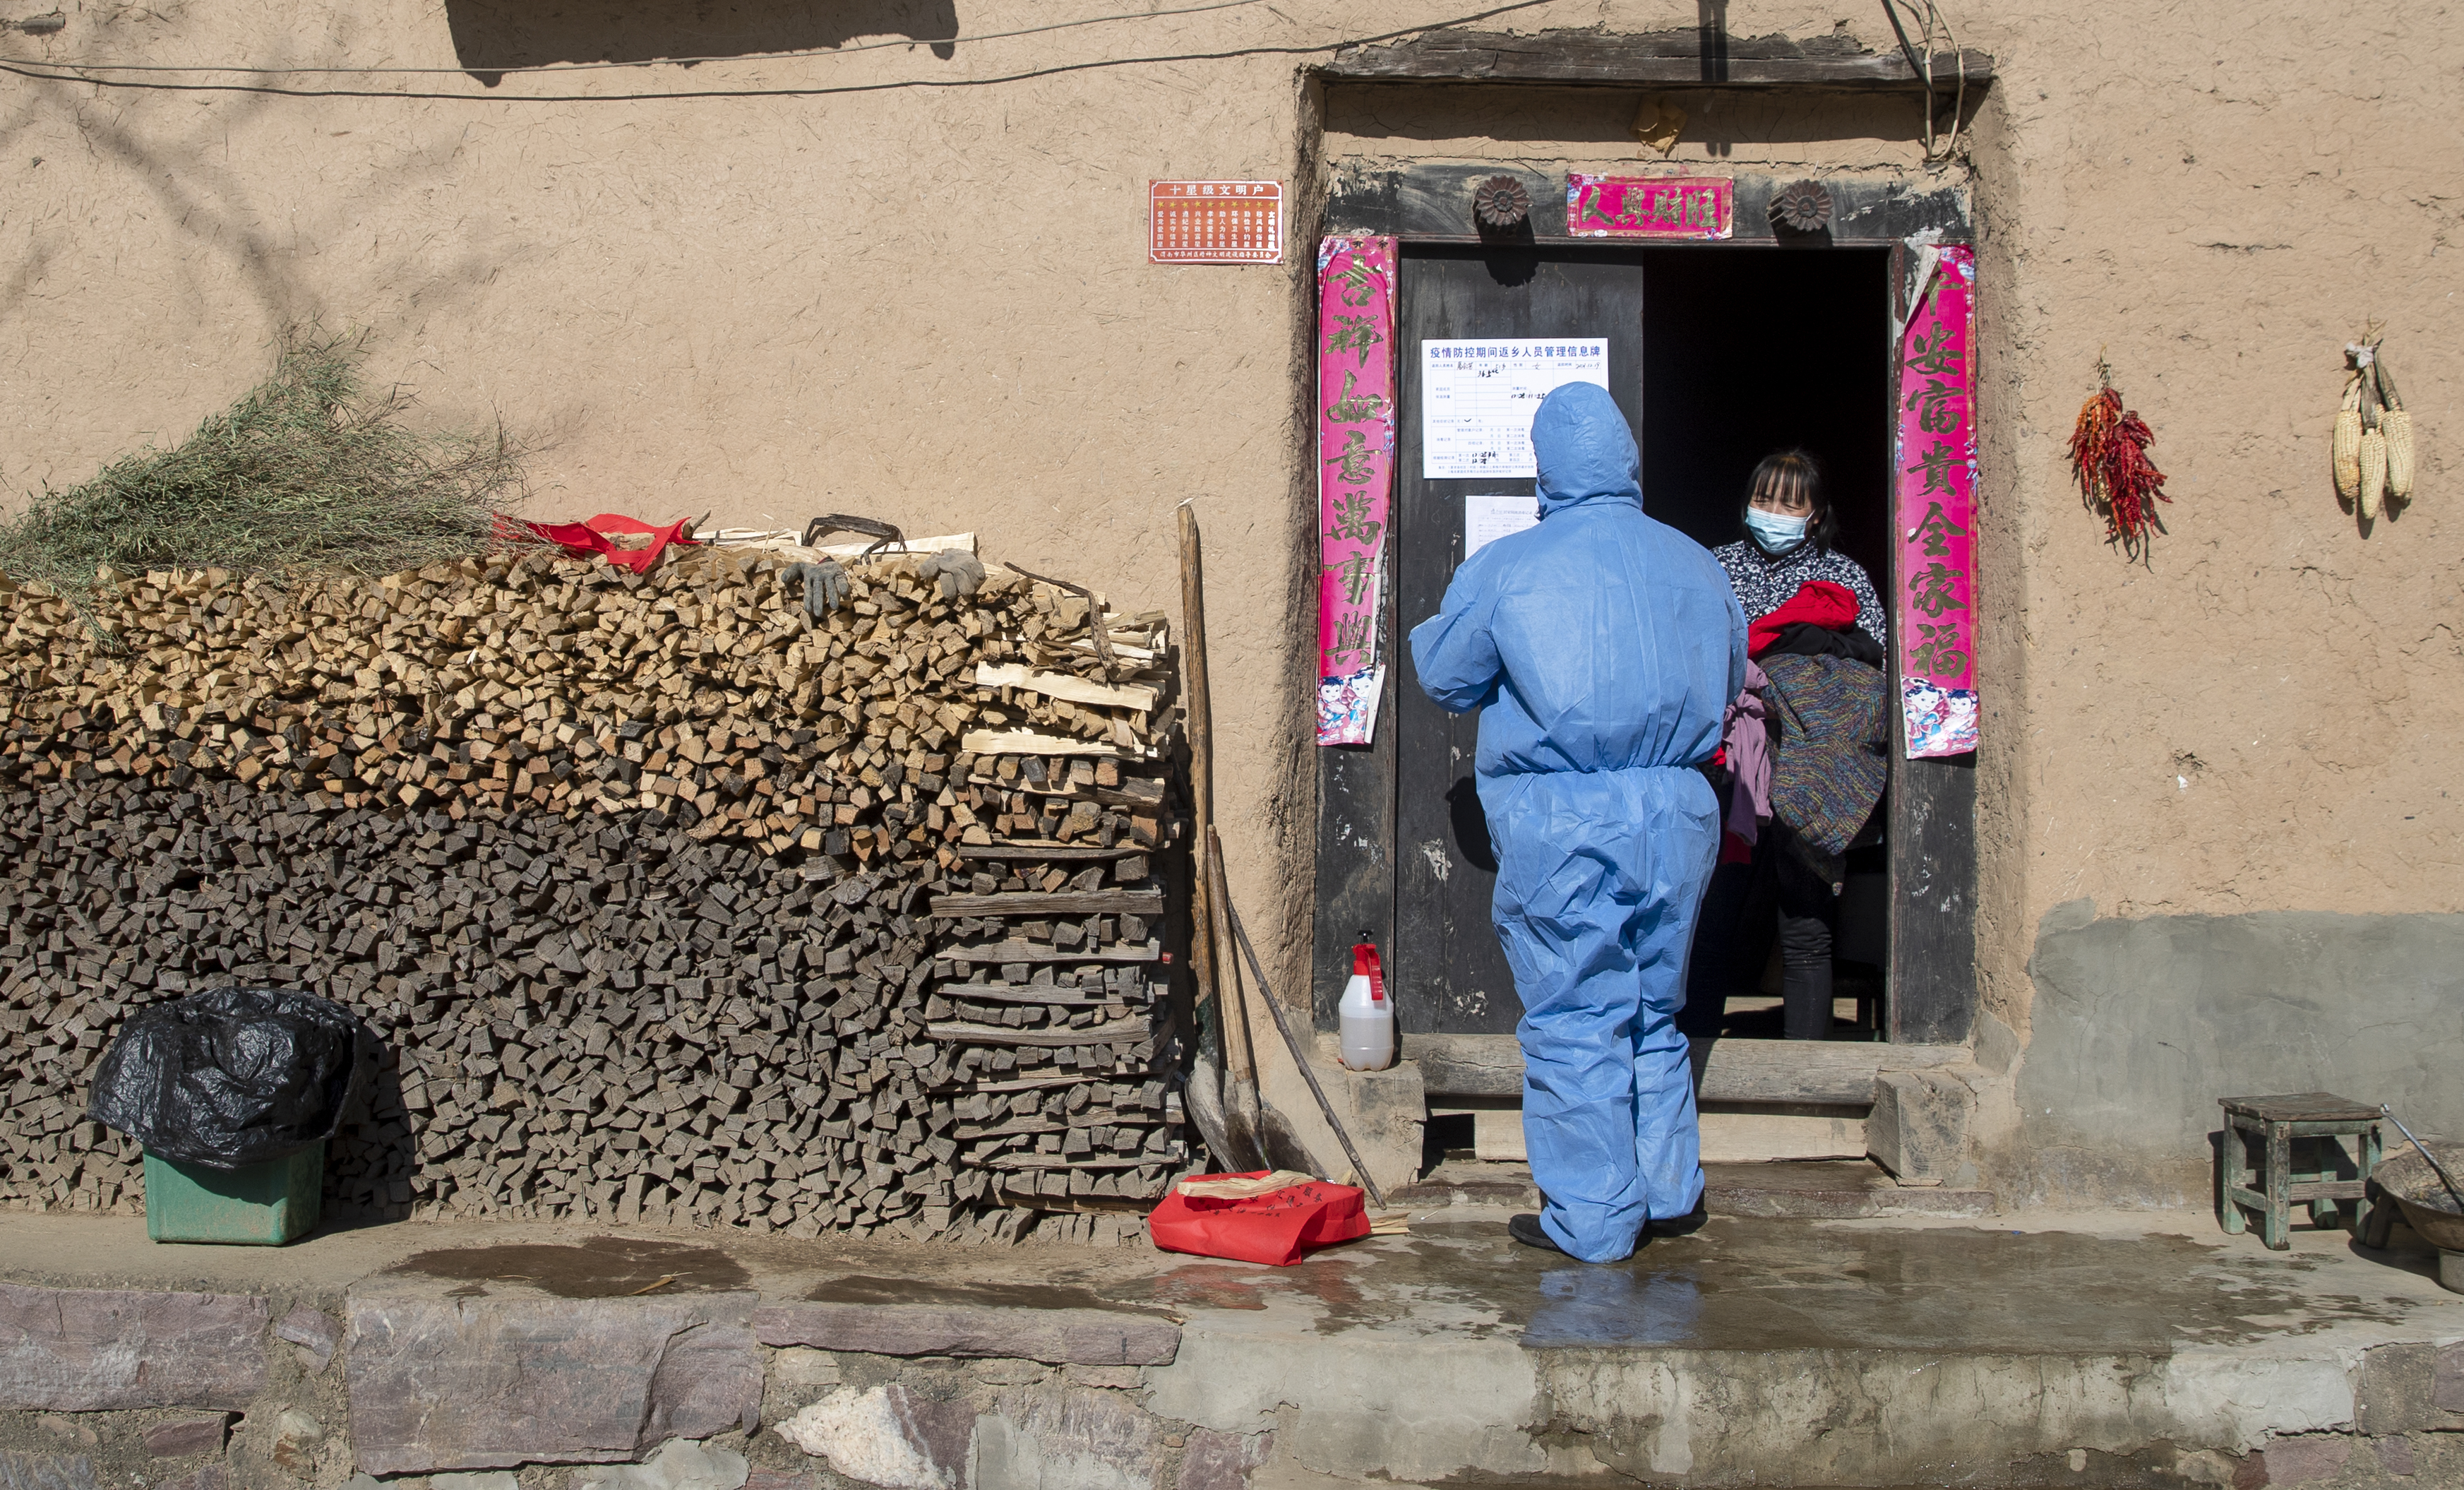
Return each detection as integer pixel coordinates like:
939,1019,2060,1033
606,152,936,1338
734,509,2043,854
444,0,962,84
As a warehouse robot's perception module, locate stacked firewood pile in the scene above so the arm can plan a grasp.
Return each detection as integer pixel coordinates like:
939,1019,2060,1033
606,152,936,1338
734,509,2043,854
0,544,1185,1239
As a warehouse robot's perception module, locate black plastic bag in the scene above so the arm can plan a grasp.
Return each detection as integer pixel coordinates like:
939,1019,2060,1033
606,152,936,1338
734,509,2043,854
86,988,378,1170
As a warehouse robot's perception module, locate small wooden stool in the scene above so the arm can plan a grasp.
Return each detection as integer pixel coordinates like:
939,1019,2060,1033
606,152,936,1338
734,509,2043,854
2218,1093,2381,1251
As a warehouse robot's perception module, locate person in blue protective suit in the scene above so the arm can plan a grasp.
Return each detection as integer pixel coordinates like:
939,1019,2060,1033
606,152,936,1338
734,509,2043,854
1408,382,1747,1263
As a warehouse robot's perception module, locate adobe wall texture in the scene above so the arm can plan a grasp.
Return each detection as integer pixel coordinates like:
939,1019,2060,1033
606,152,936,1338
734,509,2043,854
2,2,2456,1203
1948,0,2460,1197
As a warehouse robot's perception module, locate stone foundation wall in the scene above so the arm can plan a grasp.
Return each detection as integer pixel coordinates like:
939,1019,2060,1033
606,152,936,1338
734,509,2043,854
0,1274,1270,1490
4,1273,2461,1488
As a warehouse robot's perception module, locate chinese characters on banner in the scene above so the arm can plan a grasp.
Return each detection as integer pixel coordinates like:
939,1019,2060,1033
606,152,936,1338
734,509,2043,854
1894,244,1980,758
1565,174,1735,240
1315,235,1398,746
1149,181,1284,264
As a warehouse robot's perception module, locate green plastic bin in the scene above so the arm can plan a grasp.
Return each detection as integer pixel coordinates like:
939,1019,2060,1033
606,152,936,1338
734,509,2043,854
141,1141,325,1246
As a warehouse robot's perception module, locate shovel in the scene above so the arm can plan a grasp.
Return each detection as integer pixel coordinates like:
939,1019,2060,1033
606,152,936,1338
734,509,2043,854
1207,828,1323,1177
1183,1051,1237,1172
1215,832,1389,1209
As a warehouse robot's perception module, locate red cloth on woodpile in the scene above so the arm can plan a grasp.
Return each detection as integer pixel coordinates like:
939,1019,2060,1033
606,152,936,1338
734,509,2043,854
506,513,701,573
1746,580,1857,659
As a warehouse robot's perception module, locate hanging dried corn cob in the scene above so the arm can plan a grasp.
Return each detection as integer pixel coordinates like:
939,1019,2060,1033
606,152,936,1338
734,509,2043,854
2333,377,2364,501
2345,362,2385,519
2376,352,2417,501
2341,336,2422,519
2067,359,2170,560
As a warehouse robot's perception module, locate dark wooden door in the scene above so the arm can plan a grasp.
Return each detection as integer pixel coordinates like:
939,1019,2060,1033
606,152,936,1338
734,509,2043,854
1390,246,1647,1036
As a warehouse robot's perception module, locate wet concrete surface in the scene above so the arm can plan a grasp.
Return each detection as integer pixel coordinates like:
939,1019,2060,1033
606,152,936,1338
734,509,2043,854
1139,1217,2464,1486
1106,1217,2424,1353
16,1206,2463,1487
6,1203,2459,1358
1619,1218,2429,1354
0,1210,1177,1302
385,1235,753,1299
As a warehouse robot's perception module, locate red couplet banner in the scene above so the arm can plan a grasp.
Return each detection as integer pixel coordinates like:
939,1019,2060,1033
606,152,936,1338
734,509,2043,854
1314,235,1398,746
1894,244,1980,759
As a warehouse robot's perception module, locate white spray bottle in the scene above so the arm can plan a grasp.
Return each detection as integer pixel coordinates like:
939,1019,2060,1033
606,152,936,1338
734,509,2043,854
1338,938,1395,1072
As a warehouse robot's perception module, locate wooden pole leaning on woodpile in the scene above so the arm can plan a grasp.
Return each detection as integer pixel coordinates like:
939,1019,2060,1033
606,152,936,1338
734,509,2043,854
1175,503,1253,1173
1176,503,1217,1011
0,542,1190,1241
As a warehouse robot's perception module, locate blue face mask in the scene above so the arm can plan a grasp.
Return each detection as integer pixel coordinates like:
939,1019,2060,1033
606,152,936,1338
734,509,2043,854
1744,508,1810,556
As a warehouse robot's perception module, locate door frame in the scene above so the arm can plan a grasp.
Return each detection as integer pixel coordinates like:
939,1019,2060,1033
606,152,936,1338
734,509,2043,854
1310,163,1978,1049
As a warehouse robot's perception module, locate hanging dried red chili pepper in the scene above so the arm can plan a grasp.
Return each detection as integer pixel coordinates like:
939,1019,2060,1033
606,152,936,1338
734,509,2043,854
2067,360,2170,561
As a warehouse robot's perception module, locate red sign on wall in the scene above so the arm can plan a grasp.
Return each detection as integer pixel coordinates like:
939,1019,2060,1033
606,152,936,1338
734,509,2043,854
1565,174,1735,240
1150,181,1283,264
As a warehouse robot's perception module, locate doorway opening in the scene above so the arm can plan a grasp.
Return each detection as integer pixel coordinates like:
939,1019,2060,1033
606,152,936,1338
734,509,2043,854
1641,247,1894,1042
1384,242,1898,1046
1637,249,1893,597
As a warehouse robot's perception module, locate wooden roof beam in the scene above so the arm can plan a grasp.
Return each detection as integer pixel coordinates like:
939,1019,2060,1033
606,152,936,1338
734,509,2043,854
1320,27,1993,93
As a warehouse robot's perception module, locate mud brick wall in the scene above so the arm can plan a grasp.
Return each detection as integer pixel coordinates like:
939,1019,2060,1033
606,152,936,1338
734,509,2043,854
0,546,1186,1236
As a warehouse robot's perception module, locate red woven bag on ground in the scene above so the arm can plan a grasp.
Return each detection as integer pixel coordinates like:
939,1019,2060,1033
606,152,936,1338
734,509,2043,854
1146,1172,1370,1266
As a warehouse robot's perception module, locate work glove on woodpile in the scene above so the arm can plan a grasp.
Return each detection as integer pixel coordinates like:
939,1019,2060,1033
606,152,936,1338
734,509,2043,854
918,549,986,602
780,559,851,619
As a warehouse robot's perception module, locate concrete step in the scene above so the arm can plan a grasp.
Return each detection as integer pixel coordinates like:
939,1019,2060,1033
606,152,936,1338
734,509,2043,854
8,1210,2463,1486
1409,1032,1969,1104
1148,1214,2464,1487
1389,1158,1995,1220
1433,1102,1873,1165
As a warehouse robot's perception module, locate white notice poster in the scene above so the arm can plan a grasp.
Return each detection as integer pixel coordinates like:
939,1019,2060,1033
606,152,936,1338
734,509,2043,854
1464,492,1540,560
1421,339,1610,479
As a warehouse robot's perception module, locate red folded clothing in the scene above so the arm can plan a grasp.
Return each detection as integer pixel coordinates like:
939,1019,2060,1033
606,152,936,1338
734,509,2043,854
1747,580,1857,659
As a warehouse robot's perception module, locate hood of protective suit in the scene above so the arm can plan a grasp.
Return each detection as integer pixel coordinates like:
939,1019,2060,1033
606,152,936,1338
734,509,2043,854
1532,383,1641,516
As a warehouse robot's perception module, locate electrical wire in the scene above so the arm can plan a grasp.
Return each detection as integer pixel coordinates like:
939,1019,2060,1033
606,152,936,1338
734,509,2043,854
0,0,1562,103
0,0,1265,76
1877,0,1966,164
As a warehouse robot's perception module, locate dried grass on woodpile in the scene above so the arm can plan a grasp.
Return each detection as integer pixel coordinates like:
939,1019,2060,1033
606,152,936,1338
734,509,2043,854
0,330,528,593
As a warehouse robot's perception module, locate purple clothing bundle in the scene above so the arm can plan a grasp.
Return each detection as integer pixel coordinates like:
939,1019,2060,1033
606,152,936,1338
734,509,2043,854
1722,660,1773,849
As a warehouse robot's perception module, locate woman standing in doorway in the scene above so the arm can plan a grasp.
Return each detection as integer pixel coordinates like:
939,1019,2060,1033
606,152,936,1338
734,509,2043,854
1682,450,1889,1042
1715,450,1886,651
